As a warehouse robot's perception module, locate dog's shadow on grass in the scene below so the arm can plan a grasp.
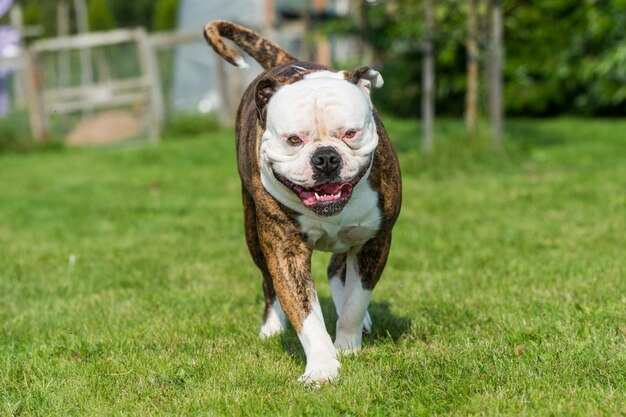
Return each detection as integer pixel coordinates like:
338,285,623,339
279,296,412,362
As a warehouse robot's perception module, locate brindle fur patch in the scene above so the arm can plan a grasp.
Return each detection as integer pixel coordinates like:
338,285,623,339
344,66,372,84
204,20,297,70
327,253,347,284
357,113,402,289
237,63,335,332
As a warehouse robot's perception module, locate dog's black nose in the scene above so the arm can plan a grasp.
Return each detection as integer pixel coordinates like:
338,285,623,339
311,147,341,176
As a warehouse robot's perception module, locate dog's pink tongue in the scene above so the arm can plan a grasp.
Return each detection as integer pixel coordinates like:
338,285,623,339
316,183,341,194
300,183,353,206
316,183,353,195
300,190,317,206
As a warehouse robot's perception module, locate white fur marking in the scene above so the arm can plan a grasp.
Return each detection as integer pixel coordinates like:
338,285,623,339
259,298,286,339
296,177,381,253
234,56,249,69
297,295,340,384
329,276,345,315
334,255,372,354
363,310,372,335
365,69,384,88
330,274,372,334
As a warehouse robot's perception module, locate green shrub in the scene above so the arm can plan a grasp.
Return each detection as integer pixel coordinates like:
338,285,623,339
88,0,116,31
152,0,178,32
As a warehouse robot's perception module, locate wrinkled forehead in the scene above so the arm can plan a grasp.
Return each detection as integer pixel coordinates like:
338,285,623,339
266,76,372,133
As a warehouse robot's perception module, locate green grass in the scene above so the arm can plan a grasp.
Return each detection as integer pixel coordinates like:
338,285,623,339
1,118,625,416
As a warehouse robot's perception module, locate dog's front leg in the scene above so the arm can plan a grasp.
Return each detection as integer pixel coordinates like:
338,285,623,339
333,253,372,354
334,232,392,354
257,214,340,384
328,253,372,336
295,294,341,383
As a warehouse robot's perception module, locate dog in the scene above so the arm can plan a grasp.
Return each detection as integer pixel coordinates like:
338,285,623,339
204,20,401,384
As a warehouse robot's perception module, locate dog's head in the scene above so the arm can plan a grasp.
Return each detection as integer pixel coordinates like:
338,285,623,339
258,67,383,217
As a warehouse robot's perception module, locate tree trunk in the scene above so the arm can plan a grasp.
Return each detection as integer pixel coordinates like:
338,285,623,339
487,0,503,148
73,0,93,117
313,0,331,66
465,0,479,134
264,0,275,29
422,0,435,153
57,2,70,88
356,0,375,66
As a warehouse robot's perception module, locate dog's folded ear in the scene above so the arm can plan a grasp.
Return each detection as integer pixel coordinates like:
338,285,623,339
255,78,278,124
344,66,384,96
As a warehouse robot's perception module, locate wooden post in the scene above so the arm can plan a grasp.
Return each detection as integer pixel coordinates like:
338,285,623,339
9,7,23,40
422,0,435,153
264,0,275,28
354,0,374,66
137,28,163,142
73,0,93,117
316,37,331,66
487,0,503,149
313,0,327,12
10,5,27,109
228,63,243,119
465,0,479,134
22,50,49,141
57,2,71,88
216,57,233,126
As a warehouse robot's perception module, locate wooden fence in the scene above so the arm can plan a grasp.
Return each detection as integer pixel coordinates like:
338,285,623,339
22,28,203,143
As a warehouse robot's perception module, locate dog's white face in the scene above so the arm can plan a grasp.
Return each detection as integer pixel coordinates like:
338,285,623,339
259,70,382,216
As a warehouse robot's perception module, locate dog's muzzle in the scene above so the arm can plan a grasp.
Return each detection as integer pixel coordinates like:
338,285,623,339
273,160,371,217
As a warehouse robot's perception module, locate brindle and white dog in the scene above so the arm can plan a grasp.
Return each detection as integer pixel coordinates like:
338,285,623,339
204,21,401,384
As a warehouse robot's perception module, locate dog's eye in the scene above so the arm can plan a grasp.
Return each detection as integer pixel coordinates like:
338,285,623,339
287,135,302,145
344,130,357,139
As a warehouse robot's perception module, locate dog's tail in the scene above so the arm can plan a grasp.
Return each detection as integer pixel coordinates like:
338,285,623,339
203,20,297,70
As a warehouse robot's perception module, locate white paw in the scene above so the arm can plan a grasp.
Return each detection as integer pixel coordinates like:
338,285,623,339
362,310,372,335
258,318,285,339
334,332,362,355
259,299,286,339
298,357,341,384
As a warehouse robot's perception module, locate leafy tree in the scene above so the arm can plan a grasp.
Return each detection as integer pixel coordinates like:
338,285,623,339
152,0,178,32
88,0,115,31
324,0,625,117
12,0,626,116
108,0,154,29
503,0,626,116
22,1,43,26
329,0,466,118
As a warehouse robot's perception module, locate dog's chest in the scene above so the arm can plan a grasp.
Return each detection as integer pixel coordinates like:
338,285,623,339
297,183,381,253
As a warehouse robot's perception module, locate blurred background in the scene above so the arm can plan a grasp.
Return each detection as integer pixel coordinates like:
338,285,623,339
1,0,624,152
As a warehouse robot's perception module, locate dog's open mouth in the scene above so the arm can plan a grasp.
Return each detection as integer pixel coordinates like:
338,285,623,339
297,182,353,206
273,164,370,216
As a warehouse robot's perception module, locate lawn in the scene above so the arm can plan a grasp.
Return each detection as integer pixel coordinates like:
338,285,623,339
1,118,625,416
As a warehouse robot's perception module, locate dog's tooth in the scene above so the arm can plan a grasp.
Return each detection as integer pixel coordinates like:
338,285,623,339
315,192,320,200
